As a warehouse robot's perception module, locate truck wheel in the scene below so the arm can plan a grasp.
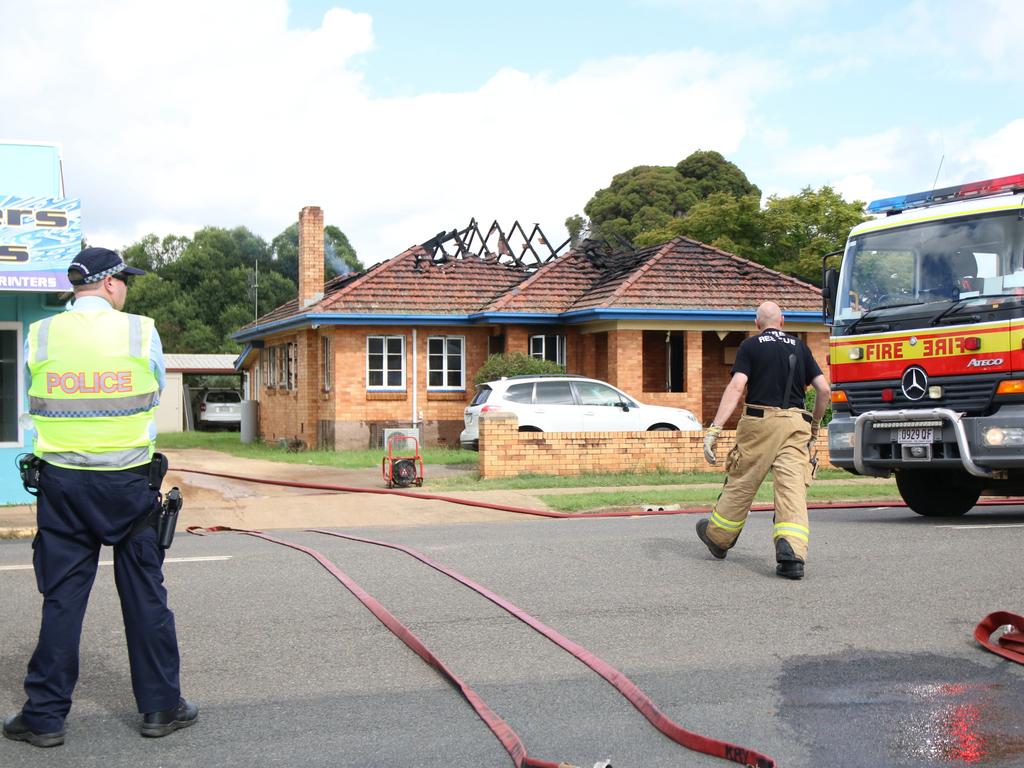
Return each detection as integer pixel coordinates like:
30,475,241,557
894,470,981,517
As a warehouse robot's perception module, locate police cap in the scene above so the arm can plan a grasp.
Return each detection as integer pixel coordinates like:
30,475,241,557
68,247,146,286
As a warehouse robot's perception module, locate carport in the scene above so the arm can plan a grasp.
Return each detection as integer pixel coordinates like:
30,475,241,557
157,354,245,432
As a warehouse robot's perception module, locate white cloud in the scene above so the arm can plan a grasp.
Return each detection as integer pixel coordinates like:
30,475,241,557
765,120,1024,206
2,1,780,265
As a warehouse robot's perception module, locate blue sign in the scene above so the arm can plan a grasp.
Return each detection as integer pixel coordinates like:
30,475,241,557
0,195,81,291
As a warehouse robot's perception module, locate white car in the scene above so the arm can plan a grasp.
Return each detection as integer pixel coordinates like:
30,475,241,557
197,389,242,429
460,375,702,450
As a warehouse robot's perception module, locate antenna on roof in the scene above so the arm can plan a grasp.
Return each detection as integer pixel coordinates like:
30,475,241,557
931,153,945,190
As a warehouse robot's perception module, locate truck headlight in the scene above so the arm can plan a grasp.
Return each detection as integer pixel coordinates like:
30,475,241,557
983,427,1024,447
829,429,855,450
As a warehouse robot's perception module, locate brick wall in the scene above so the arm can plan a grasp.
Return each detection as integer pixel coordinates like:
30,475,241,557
298,206,324,309
260,324,499,448
478,412,833,479
805,331,831,383
253,321,832,450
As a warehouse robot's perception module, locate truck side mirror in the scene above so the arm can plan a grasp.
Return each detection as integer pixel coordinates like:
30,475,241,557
822,267,839,322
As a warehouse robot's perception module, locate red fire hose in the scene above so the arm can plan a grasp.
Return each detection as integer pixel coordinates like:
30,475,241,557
190,523,777,767
178,465,1023,674
973,612,1024,666
174,466,1024,519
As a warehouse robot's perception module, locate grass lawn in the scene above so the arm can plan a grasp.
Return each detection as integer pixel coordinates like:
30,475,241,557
154,431,900,511
156,431,477,468
538,482,900,513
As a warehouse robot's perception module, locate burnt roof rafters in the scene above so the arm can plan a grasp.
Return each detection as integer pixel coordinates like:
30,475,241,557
417,218,570,270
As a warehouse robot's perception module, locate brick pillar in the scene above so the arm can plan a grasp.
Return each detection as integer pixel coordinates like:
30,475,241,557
609,329,642,395
479,412,518,479
298,206,324,308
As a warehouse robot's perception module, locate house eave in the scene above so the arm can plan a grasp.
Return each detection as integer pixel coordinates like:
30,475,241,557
233,307,826,342
559,308,826,324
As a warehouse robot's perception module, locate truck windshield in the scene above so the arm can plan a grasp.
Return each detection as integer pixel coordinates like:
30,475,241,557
834,209,1024,328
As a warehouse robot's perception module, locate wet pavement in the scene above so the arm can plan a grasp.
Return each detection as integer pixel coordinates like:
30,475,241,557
780,651,1024,766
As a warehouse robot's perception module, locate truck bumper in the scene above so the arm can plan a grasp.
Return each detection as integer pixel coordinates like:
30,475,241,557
828,406,1024,478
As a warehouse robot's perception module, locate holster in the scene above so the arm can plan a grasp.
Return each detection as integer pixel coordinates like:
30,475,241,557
148,452,169,490
128,454,180,549
17,454,42,496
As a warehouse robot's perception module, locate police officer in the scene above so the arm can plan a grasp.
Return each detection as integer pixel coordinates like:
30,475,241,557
3,247,197,748
697,301,830,579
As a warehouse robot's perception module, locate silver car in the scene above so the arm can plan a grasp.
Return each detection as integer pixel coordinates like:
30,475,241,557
197,389,242,430
460,375,701,450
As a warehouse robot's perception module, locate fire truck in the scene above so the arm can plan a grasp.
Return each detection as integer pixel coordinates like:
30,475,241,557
823,173,1024,516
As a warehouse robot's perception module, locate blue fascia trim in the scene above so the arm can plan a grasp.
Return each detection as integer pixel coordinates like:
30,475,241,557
558,308,825,324
233,313,477,340
468,312,561,325
233,343,253,371
232,308,826,341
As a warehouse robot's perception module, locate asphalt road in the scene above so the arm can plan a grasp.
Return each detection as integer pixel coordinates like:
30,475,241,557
1,504,1022,768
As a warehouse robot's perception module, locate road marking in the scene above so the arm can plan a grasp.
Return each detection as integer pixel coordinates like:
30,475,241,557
0,555,232,572
937,523,1024,530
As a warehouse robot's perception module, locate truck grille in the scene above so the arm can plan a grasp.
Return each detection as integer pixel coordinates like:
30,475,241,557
844,375,997,415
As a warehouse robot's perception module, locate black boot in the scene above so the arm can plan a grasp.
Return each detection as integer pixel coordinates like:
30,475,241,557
141,698,198,738
2,714,65,748
696,519,728,559
775,538,804,580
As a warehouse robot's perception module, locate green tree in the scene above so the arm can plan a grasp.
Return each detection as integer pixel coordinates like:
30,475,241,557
581,150,758,243
634,192,764,260
269,223,362,284
676,150,760,199
761,186,868,281
122,225,303,353
564,214,587,247
584,165,693,243
123,233,190,272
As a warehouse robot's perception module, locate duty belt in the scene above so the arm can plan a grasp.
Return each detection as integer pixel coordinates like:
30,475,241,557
745,406,812,424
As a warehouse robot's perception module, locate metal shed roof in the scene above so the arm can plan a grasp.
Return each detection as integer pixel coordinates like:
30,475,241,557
164,354,239,374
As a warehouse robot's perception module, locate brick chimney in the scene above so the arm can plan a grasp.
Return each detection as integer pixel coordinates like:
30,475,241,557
298,205,324,308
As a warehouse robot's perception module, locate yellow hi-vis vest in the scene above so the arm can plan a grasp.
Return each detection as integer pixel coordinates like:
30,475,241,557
27,310,159,470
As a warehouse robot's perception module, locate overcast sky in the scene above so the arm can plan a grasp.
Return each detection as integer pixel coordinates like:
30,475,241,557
4,0,1023,265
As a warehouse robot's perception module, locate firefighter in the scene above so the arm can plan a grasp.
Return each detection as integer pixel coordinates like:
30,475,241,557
3,248,197,748
697,301,830,579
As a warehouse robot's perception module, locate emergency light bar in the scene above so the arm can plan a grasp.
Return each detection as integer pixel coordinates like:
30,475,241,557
867,172,1024,214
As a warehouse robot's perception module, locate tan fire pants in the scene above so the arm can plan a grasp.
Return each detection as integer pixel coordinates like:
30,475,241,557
706,406,813,561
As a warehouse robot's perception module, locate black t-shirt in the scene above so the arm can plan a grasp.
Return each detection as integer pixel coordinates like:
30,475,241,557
731,328,823,409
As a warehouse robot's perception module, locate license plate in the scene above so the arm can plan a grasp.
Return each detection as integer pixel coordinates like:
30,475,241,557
897,427,934,444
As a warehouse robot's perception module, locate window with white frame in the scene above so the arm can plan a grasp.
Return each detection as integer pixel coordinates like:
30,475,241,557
529,333,566,366
322,336,332,391
367,335,405,389
285,342,296,390
265,347,277,387
427,335,465,389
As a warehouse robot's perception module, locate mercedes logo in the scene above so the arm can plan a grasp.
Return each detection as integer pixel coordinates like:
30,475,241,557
901,366,928,401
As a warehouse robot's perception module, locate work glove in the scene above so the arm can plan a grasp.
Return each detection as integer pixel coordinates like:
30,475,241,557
808,420,821,452
703,425,722,465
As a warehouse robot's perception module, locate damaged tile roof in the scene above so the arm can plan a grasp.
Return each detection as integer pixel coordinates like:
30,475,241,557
239,235,821,336
489,237,822,314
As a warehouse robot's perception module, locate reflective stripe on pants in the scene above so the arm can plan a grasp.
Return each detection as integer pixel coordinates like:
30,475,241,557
706,406,812,561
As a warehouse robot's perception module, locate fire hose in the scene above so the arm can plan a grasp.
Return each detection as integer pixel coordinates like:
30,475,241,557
177,464,1022,762
189,523,776,768
173,466,1024,520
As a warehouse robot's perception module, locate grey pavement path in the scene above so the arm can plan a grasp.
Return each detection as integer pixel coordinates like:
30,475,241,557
1,504,1023,767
